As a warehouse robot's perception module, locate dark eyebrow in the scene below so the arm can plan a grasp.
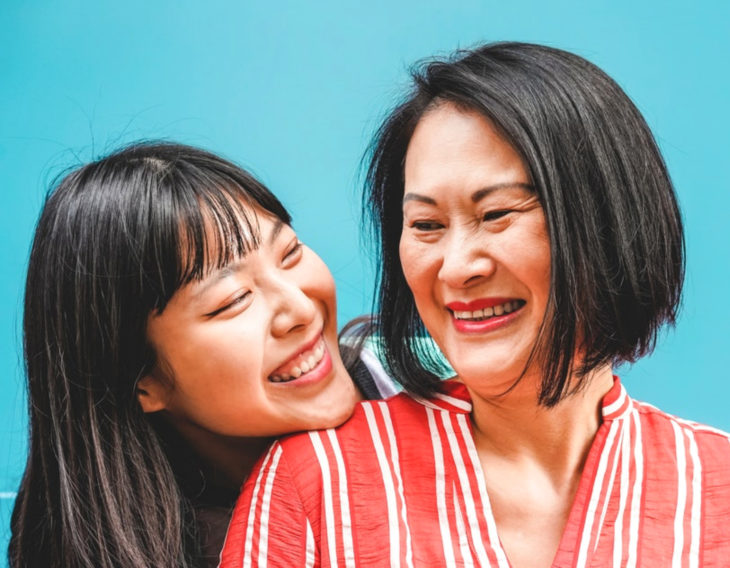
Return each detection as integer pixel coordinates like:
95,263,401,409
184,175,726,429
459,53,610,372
403,182,534,206
471,182,534,203
402,193,437,205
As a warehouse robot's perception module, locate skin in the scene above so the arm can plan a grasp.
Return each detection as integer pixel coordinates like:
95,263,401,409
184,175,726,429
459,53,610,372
138,209,360,487
400,102,614,568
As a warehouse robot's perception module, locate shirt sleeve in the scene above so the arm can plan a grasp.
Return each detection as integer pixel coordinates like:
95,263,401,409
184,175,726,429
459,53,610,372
219,442,319,567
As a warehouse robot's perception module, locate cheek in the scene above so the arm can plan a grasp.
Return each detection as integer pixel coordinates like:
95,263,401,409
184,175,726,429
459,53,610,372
303,251,337,307
521,229,551,300
399,237,436,305
398,237,419,289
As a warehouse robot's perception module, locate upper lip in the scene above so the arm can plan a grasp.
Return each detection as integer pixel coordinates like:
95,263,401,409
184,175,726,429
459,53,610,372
269,330,323,376
445,297,518,311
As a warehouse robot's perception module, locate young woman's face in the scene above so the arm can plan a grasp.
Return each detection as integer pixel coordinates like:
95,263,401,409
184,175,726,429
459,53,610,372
142,210,358,440
399,103,551,395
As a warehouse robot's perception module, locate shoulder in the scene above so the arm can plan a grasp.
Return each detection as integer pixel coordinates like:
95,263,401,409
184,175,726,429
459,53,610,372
630,397,730,470
276,390,427,458
270,380,472,487
632,398,730,440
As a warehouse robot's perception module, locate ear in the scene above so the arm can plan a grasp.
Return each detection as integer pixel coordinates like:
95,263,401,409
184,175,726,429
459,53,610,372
136,374,170,413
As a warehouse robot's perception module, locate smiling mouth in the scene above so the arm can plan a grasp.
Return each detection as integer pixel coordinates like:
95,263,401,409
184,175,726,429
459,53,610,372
269,337,326,383
450,300,525,321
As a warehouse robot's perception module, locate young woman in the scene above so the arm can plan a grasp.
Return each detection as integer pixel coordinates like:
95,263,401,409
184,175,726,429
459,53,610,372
221,42,730,567
8,142,394,568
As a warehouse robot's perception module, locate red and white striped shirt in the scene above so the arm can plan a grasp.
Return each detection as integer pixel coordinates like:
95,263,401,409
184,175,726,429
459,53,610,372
220,378,730,567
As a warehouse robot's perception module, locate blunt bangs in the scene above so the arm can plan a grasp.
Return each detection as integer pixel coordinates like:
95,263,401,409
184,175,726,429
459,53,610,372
85,143,292,314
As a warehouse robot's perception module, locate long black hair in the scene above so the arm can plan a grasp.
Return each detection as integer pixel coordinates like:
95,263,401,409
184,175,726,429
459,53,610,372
9,142,291,567
365,42,684,406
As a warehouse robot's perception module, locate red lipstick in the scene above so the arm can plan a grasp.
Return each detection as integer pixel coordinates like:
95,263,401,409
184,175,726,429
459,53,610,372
446,297,524,334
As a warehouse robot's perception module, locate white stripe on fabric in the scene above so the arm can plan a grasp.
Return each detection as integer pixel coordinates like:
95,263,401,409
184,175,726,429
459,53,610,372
378,402,415,568
452,484,475,568
257,446,283,567
358,347,400,398
676,419,730,441
327,429,356,568
305,519,316,568
363,402,401,567
242,445,277,568
576,419,620,566
456,414,510,568
603,385,628,417
411,395,454,411
671,420,687,568
441,412,490,566
309,431,339,568
426,407,457,568
433,392,472,412
626,409,644,568
612,415,634,567
593,422,625,553
686,429,702,568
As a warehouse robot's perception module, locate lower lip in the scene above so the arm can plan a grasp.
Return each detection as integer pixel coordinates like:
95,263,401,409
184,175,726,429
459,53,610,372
450,306,523,334
271,342,333,387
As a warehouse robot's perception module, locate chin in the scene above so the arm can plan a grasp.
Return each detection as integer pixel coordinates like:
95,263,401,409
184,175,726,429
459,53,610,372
455,361,524,390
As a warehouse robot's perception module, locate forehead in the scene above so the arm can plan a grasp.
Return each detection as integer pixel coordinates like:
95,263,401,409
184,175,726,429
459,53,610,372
404,103,527,192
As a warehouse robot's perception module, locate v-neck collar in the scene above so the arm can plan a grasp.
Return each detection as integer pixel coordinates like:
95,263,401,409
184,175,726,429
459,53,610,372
414,376,633,567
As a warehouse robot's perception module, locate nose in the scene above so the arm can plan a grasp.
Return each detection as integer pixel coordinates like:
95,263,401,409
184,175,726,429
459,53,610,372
437,227,496,289
269,277,317,337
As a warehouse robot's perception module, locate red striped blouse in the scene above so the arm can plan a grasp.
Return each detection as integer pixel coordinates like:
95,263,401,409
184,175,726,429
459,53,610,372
220,378,730,567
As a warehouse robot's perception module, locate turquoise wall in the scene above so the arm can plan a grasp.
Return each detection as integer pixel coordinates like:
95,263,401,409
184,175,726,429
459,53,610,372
2,0,728,561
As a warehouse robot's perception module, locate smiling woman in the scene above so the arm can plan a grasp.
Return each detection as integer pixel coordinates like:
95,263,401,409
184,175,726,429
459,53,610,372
220,42,730,568
400,104,551,394
8,142,392,568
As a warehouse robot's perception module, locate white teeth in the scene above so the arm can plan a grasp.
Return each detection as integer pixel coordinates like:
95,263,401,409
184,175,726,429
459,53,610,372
269,337,327,382
452,301,522,321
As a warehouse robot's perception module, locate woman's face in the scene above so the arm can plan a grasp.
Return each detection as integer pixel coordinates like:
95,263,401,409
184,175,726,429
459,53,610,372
142,210,358,440
400,103,551,394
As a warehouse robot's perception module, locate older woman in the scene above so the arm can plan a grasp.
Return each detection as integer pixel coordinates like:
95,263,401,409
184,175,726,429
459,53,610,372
221,42,730,567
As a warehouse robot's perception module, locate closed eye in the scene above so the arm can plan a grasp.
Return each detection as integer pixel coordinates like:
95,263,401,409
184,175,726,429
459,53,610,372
205,291,251,317
282,241,303,266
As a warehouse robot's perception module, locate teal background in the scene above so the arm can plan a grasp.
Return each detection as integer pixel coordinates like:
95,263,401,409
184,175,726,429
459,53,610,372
1,0,728,561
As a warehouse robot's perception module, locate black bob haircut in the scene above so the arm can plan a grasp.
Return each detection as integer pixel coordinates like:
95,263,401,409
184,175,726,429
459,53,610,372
364,41,684,407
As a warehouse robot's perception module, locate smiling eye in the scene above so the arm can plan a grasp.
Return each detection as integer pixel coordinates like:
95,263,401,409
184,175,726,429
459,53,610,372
282,240,303,266
482,210,512,222
206,291,251,317
411,221,444,231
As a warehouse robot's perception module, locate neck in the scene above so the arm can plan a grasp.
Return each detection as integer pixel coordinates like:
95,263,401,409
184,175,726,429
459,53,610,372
195,434,274,490
469,364,615,485
164,417,274,491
